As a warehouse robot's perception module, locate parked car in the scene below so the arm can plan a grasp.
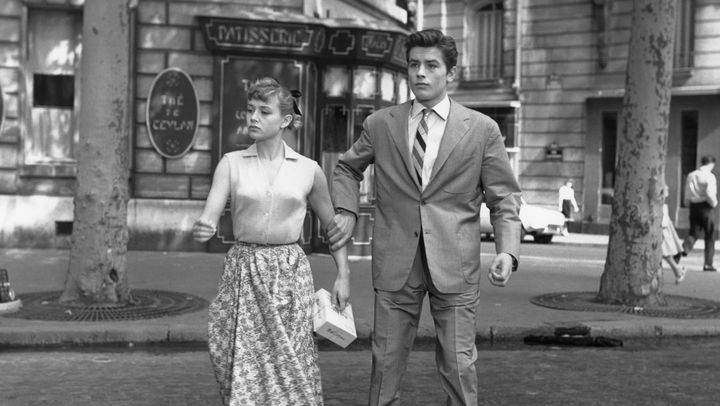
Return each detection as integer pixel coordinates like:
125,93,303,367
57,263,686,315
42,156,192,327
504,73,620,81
480,199,566,244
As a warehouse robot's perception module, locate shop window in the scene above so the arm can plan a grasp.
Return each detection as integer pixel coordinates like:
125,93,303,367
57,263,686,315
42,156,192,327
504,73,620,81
321,105,348,153
353,106,376,203
464,0,503,82
352,106,375,143
674,0,695,70
353,67,376,100
601,112,618,205
680,110,699,207
24,8,82,165
380,71,395,102
323,66,350,97
397,75,409,103
319,104,348,191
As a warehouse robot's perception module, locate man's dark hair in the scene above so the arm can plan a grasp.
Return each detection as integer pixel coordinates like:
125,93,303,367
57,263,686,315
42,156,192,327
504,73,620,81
701,155,716,165
405,29,458,69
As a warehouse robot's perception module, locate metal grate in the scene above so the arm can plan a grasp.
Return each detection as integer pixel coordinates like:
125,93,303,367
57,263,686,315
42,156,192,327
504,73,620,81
530,291,720,319
4,289,208,322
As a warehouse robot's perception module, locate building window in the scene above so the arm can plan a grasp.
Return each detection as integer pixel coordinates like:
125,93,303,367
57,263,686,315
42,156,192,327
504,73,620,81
680,110,698,207
24,8,82,165
674,0,695,70
464,0,503,82
601,112,618,205
472,106,517,149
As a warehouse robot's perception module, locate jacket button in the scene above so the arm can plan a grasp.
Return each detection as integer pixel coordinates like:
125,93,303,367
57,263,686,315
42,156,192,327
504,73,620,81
420,200,426,205
414,232,419,237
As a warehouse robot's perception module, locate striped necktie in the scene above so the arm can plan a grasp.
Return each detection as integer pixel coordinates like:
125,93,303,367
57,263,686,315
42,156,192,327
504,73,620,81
412,108,430,185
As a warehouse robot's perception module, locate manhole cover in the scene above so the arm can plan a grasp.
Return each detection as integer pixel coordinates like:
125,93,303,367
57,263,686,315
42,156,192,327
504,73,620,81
530,291,720,319
4,289,209,322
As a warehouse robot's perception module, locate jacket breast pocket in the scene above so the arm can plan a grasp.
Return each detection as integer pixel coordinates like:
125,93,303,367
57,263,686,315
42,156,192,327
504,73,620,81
442,154,478,194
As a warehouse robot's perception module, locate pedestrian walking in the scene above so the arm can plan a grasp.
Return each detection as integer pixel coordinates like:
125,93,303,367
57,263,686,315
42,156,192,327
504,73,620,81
660,187,685,283
558,179,579,221
327,29,522,406
676,155,718,272
192,77,351,405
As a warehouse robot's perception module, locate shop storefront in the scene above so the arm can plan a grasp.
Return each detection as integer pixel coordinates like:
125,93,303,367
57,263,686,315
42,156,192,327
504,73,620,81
197,15,409,256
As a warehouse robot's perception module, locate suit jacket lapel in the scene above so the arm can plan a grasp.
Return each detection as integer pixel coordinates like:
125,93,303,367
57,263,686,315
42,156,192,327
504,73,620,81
386,101,420,189
429,100,470,186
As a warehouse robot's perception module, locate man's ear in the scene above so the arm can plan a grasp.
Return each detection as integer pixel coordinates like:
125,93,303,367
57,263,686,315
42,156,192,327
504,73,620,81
447,66,457,83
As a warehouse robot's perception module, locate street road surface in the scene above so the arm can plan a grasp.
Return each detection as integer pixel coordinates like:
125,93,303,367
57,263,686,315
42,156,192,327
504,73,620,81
3,340,720,405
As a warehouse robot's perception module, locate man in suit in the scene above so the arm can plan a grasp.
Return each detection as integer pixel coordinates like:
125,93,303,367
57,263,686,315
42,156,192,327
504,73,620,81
327,29,522,406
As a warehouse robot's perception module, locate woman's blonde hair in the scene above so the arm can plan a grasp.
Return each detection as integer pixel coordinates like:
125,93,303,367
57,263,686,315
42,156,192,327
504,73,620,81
247,77,303,130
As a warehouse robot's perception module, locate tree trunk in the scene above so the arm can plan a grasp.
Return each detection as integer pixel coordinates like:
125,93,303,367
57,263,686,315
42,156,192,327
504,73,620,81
597,0,675,306
60,0,132,304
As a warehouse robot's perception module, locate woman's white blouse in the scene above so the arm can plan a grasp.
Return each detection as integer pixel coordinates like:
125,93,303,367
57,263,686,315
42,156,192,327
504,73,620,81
223,142,318,245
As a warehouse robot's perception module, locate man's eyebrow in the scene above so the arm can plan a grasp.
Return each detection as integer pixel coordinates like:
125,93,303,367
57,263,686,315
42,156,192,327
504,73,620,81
408,56,440,64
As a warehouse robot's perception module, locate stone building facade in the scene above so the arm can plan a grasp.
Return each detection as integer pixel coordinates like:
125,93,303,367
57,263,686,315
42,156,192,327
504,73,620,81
0,0,408,255
422,0,720,234
2,0,720,253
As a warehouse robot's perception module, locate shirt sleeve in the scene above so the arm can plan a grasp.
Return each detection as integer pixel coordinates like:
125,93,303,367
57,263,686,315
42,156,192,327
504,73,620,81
707,173,718,208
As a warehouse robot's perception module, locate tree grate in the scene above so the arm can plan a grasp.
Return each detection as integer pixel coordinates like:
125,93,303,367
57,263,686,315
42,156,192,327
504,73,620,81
3,290,209,322
530,291,720,319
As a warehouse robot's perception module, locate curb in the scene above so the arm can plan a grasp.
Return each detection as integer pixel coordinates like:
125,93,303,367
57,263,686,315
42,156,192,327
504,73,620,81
551,241,608,248
4,319,720,349
0,323,208,347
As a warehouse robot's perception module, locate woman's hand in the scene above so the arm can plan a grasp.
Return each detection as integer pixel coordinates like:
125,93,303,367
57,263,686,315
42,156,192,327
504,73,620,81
332,272,351,311
192,219,217,243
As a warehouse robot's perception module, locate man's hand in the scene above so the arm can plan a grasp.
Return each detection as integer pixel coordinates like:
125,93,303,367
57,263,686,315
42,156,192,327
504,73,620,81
327,211,356,251
487,252,514,287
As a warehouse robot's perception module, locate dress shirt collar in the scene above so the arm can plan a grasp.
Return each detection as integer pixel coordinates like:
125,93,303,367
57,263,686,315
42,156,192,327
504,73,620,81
411,95,450,121
237,141,301,160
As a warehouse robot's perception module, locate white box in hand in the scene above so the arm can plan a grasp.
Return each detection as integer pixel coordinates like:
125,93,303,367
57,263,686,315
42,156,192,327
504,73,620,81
312,288,357,348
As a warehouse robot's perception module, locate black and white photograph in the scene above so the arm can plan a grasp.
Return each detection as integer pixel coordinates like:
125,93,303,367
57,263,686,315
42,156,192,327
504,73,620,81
1,0,720,405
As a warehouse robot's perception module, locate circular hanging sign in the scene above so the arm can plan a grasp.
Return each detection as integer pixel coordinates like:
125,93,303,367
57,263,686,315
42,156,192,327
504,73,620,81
146,68,199,159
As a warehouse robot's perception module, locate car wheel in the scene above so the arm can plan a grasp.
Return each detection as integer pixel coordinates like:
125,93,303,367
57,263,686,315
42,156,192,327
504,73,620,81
520,227,527,241
534,234,553,244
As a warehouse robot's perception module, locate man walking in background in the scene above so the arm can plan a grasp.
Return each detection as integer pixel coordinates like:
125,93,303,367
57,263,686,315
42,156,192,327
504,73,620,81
676,155,718,271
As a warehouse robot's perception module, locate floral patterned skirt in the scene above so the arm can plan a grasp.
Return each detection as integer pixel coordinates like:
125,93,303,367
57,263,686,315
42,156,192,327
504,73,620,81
208,242,322,406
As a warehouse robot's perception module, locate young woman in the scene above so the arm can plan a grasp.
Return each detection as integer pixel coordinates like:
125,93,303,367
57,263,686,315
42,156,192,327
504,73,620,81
192,77,350,405
660,186,686,284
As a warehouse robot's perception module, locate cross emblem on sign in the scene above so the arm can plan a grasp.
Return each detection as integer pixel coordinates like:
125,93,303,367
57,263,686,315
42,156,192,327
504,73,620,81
328,30,355,56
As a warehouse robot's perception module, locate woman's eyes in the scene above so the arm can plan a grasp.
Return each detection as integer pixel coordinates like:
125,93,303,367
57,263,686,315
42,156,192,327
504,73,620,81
247,108,272,115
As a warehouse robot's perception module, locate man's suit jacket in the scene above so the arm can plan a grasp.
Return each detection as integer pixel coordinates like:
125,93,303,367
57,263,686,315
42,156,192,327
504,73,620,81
332,99,522,293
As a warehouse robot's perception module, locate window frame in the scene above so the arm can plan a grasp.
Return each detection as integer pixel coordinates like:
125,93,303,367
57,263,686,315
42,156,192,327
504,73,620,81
463,0,505,83
674,0,695,71
20,5,82,177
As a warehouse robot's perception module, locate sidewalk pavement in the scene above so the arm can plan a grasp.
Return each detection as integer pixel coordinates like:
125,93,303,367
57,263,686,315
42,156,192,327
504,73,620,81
2,232,720,348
